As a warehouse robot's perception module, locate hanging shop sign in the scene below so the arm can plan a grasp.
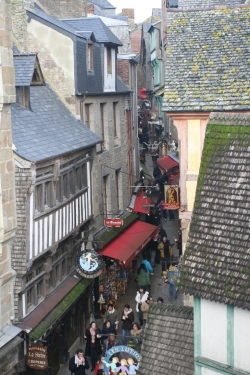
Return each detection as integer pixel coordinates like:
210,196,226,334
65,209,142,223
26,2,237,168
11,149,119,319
26,344,48,370
104,218,123,227
103,345,141,375
164,185,180,210
77,249,104,279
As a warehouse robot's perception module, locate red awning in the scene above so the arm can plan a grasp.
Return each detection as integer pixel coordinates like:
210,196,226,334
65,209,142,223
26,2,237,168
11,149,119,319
99,221,158,267
132,190,150,215
157,155,179,173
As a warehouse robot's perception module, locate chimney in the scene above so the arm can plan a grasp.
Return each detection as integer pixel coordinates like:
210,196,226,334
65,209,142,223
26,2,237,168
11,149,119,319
87,3,95,15
122,8,135,28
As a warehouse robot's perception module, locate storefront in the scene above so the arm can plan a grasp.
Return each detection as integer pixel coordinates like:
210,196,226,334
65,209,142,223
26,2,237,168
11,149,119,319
18,273,93,375
96,220,158,312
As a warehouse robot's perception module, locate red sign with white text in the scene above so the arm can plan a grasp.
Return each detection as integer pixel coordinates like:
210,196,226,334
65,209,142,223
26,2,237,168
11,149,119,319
104,218,123,227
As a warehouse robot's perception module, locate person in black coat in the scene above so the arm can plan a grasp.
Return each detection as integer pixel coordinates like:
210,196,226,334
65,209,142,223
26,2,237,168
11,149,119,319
84,322,102,371
121,304,134,345
101,320,116,344
69,349,89,375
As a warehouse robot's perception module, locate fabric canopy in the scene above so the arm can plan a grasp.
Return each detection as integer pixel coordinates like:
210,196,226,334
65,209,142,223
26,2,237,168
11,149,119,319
132,190,150,215
157,155,179,172
99,221,158,267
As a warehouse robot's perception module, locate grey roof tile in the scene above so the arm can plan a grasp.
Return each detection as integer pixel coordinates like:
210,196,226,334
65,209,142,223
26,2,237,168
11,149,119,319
89,0,116,9
63,17,123,45
179,112,250,310
163,6,250,112
138,304,194,375
178,0,245,8
12,83,101,162
13,54,36,86
117,77,131,93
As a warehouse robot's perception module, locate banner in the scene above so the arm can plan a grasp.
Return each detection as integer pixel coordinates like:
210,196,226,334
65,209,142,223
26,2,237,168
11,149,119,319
164,185,180,210
26,344,48,370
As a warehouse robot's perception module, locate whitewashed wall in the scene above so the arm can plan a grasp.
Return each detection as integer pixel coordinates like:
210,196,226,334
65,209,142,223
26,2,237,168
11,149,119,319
202,368,221,375
104,47,116,92
234,307,250,370
201,299,227,363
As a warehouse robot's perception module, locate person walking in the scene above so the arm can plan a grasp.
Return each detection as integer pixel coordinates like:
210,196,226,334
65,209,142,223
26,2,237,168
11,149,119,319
168,264,180,301
135,287,149,326
104,303,119,331
141,299,149,324
102,333,120,357
161,236,175,272
138,254,154,275
84,322,102,371
130,323,143,353
121,304,134,345
175,230,183,261
136,264,151,292
101,321,116,344
69,349,89,375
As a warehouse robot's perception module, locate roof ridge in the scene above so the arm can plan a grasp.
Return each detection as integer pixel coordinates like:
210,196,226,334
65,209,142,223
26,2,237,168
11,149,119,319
167,3,250,12
209,112,250,126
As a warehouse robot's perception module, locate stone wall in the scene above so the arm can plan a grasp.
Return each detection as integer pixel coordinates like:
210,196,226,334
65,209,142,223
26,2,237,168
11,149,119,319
10,0,34,52
0,1,18,373
0,0,17,326
38,0,87,18
81,95,131,231
12,166,32,319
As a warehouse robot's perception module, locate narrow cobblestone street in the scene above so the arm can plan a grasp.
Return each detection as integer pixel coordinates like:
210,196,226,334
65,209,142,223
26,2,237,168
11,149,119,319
57,153,182,375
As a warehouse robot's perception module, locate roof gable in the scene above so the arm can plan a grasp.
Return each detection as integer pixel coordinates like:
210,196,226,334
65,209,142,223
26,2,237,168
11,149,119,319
13,54,44,86
63,17,123,46
12,83,101,162
179,112,250,310
138,304,194,375
163,6,250,112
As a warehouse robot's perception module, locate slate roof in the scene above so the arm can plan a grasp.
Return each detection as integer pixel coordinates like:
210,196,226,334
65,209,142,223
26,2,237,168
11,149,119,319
13,54,37,86
12,84,101,162
142,23,152,62
117,77,131,93
29,7,78,35
89,0,116,9
179,112,250,310
138,304,194,375
163,6,250,112
63,17,122,45
178,0,245,8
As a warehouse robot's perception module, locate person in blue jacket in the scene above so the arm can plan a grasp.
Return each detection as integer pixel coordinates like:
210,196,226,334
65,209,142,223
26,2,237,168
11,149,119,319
138,254,154,275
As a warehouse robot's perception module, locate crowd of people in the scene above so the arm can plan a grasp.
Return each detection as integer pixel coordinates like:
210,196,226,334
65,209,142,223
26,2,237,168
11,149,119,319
69,203,182,375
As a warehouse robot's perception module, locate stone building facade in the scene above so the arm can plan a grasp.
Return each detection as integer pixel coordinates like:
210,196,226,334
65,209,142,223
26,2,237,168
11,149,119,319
37,0,87,18
11,55,101,371
0,1,21,374
22,9,137,230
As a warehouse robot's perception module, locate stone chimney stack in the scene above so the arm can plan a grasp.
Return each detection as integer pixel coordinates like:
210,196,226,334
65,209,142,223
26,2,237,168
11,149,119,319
87,3,95,15
122,8,135,29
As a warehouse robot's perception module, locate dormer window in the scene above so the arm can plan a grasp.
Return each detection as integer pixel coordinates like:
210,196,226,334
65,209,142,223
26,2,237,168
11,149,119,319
107,47,112,74
88,44,94,71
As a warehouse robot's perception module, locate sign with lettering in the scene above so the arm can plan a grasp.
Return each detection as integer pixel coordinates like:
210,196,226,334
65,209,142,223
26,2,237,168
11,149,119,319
104,218,123,227
26,344,48,370
77,249,104,279
103,345,141,375
164,185,180,210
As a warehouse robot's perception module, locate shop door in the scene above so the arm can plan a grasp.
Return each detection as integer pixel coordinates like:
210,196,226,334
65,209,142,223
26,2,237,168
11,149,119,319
48,330,60,375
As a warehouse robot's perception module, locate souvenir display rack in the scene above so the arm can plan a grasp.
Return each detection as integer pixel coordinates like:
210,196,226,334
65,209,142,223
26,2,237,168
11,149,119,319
98,260,133,314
